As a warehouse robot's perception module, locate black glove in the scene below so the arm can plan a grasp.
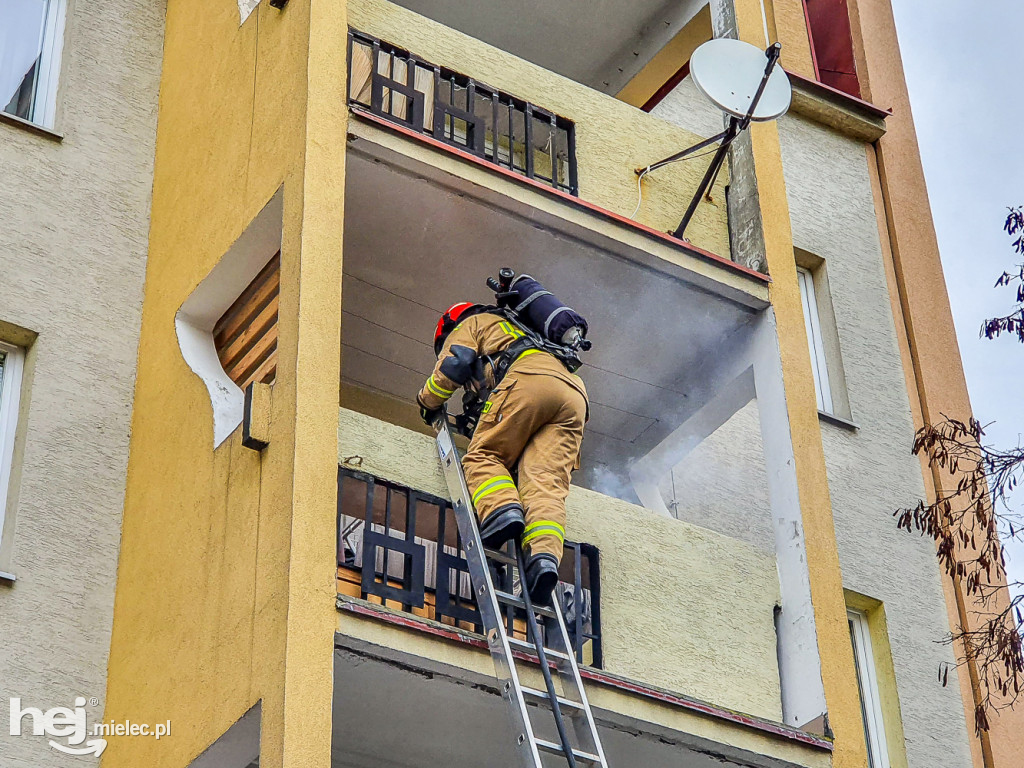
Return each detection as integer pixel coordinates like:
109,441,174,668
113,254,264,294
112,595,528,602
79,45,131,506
419,399,443,427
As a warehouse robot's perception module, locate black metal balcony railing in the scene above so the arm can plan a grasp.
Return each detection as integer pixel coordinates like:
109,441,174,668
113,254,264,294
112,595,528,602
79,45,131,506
348,30,579,196
337,467,602,667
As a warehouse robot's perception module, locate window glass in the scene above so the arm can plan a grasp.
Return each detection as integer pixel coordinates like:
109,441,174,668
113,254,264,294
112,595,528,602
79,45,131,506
797,267,834,413
1,0,65,127
848,610,891,768
0,342,25,550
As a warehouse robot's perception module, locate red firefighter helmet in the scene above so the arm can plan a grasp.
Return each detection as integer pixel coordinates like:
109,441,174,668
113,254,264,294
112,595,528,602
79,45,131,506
434,302,479,355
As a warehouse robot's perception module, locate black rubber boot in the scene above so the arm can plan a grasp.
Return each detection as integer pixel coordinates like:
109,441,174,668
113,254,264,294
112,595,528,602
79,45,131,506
478,504,525,549
524,553,560,606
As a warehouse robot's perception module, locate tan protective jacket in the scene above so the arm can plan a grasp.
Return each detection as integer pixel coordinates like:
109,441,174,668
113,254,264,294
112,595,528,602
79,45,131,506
417,312,588,413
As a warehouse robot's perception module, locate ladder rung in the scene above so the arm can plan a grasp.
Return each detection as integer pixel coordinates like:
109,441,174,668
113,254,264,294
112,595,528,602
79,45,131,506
535,738,600,764
494,590,556,618
521,686,583,715
508,636,571,662
483,546,516,566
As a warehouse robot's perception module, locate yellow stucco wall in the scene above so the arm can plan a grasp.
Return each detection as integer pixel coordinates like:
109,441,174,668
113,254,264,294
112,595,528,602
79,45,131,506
770,0,817,77
350,0,732,260
102,2,346,767
336,407,784,722
734,1,872,766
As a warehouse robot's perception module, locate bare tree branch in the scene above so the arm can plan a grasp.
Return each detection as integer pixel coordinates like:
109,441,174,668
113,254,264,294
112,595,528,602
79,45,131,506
981,207,1024,343
895,417,1024,731
896,206,1024,733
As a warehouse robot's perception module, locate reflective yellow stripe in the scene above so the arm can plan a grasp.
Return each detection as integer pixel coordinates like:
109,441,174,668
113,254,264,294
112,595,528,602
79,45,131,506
473,480,517,506
472,475,516,506
514,349,543,363
426,375,453,399
429,376,453,396
521,521,565,546
500,321,524,339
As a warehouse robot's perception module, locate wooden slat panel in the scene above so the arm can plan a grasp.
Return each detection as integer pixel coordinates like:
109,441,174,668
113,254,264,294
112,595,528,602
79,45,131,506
214,252,280,344
214,251,280,390
218,294,279,372
250,346,278,387
214,271,279,351
227,325,278,389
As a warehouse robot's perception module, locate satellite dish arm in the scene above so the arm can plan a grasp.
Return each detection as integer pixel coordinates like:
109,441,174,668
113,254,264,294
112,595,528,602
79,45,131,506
672,43,782,239
636,127,734,175
739,43,783,130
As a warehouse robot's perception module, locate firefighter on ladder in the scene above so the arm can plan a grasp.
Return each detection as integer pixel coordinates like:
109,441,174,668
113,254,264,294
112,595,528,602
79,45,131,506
416,291,589,605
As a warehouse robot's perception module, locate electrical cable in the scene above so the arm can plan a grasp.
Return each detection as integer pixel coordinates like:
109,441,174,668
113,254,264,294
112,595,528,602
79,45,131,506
629,146,723,220
629,167,651,219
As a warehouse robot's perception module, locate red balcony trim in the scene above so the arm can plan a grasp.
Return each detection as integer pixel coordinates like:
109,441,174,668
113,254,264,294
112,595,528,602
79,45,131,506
640,60,691,113
338,597,834,752
349,107,771,286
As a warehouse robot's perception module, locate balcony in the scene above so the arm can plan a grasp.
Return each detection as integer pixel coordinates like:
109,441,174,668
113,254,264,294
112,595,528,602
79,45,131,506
346,0,739,268
336,466,604,666
334,409,832,768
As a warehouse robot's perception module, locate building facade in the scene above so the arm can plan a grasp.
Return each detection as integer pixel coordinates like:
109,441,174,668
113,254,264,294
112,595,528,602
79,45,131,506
0,1,1020,768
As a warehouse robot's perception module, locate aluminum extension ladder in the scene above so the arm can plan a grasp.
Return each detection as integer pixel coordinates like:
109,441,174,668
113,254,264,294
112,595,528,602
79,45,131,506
432,414,609,768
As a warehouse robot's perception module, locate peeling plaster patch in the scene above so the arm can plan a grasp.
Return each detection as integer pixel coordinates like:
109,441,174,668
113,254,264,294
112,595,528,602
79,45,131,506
239,0,260,24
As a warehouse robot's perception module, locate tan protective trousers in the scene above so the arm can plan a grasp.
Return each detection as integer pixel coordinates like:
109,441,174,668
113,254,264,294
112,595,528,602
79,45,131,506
462,370,587,563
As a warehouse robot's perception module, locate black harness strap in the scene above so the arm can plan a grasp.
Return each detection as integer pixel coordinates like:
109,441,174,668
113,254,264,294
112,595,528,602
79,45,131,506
454,313,581,438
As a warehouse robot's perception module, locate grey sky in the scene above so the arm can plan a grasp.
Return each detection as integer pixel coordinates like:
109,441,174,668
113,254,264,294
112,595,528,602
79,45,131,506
889,0,1024,588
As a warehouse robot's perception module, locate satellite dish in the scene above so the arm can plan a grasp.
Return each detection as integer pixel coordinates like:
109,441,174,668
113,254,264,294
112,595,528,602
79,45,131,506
637,40,790,240
690,38,792,121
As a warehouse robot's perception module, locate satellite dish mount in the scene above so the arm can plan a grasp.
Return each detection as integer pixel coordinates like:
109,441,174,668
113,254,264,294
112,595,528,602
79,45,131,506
637,41,788,240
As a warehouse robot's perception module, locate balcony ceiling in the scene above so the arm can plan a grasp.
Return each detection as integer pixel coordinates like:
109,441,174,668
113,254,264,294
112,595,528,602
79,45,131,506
341,142,762,499
388,0,709,94
332,646,815,768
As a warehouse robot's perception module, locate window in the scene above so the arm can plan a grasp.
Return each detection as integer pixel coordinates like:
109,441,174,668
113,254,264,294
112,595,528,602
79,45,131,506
802,0,861,98
848,609,891,768
797,266,834,413
1,0,67,128
0,342,26,550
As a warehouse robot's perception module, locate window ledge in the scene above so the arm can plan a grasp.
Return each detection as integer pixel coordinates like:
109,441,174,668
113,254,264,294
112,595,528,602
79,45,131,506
0,111,63,142
786,70,889,143
0,570,16,583
818,410,859,431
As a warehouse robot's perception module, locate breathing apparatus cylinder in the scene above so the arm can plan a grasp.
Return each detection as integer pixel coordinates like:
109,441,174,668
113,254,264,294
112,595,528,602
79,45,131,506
492,272,590,350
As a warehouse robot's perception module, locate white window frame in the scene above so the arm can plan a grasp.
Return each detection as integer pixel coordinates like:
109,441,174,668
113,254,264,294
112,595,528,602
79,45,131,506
797,266,834,414
3,0,67,128
0,341,26,551
848,609,891,768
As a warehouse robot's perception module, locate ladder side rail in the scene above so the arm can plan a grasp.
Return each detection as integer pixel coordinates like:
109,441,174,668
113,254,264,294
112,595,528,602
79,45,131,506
432,415,543,768
547,593,610,767
514,542,579,768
